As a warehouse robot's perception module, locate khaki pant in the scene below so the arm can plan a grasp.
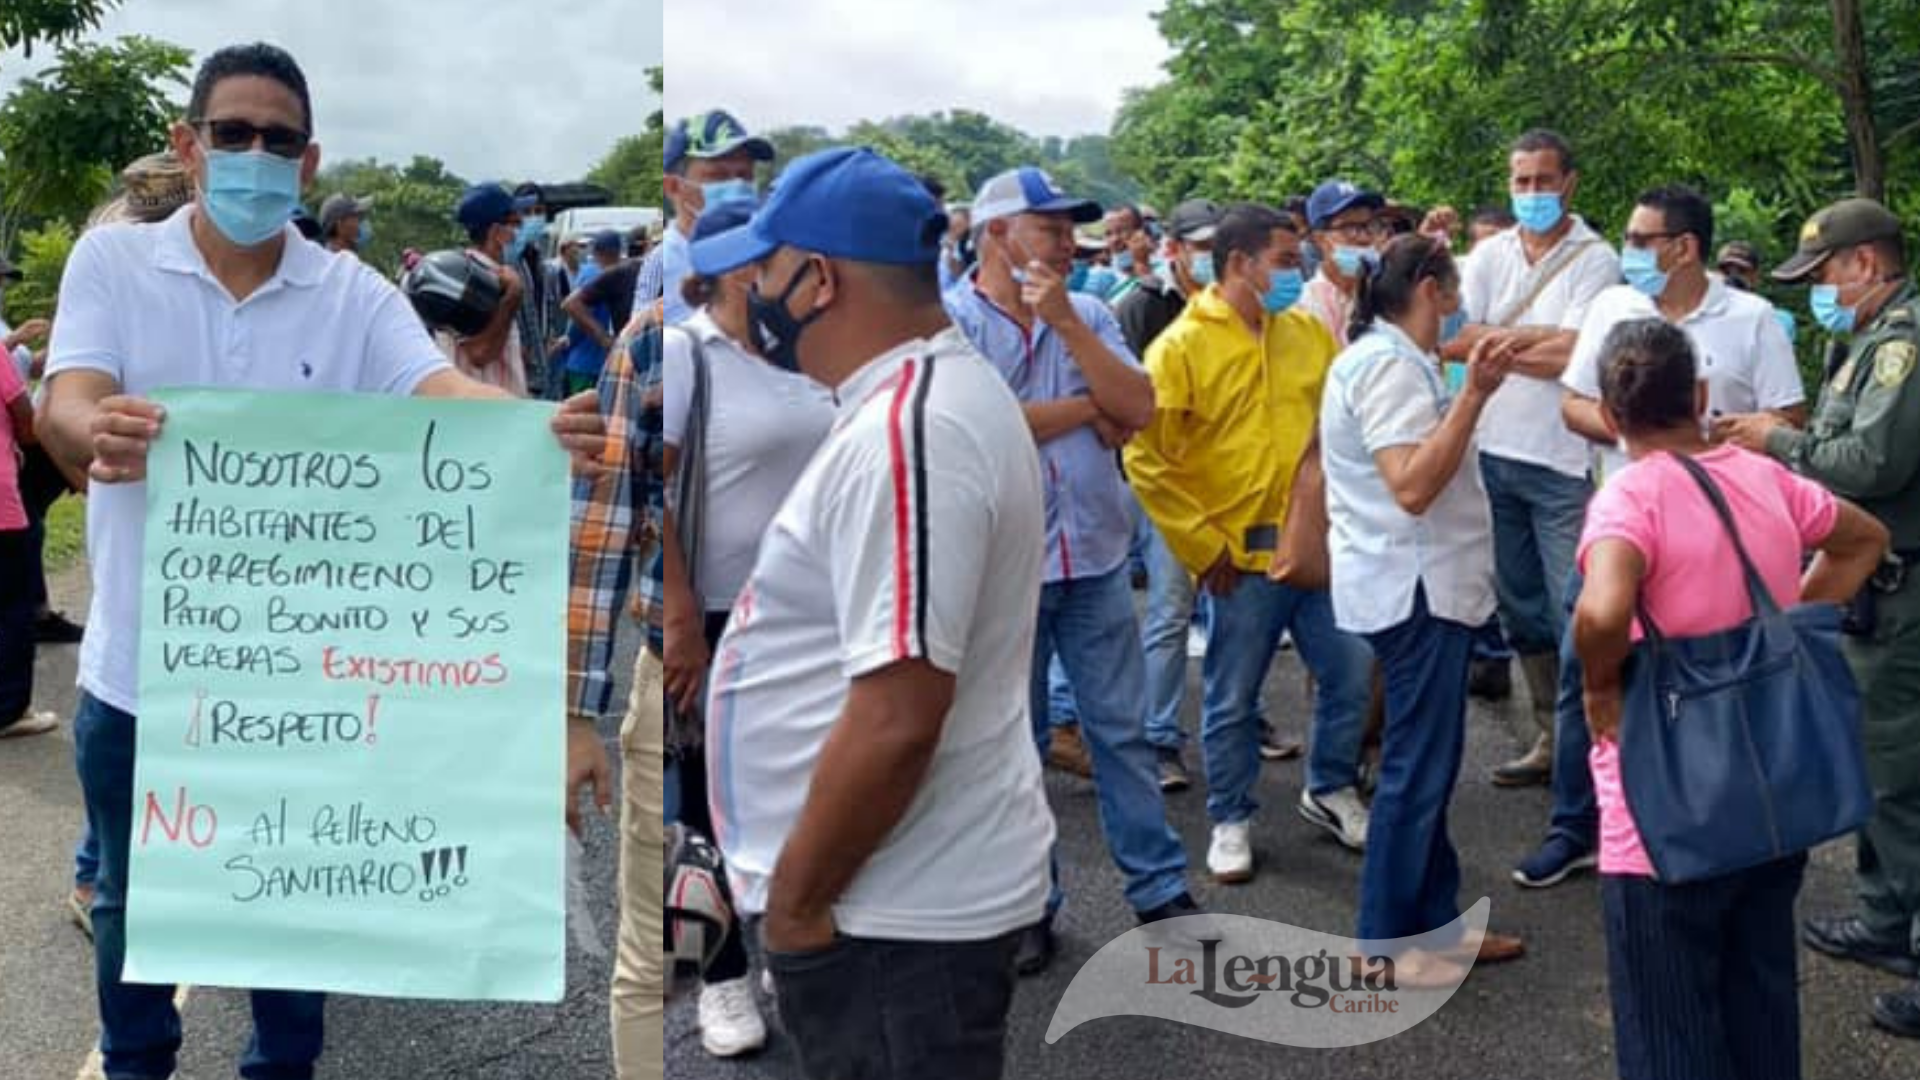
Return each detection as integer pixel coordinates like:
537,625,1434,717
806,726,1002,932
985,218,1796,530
612,650,666,1079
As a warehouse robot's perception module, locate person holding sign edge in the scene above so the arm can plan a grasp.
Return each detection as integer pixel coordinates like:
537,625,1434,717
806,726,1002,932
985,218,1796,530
34,43,604,1080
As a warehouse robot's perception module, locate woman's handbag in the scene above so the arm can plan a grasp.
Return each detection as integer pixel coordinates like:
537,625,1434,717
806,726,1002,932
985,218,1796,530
1618,452,1873,883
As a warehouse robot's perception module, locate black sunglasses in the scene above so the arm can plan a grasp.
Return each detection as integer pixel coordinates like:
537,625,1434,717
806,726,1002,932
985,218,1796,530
195,118,311,159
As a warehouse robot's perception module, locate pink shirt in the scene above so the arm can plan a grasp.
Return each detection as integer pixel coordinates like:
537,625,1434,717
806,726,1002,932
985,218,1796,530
0,358,27,530
1578,446,1838,877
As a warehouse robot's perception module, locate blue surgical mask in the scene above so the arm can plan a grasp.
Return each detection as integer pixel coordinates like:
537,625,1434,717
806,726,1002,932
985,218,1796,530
201,148,302,248
1189,252,1216,287
1620,246,1669,298
1511,192,1565,234
356,219,372,248
1150,255,1171,282
1067,261,1090,293
1262,267,1304,313
517,214,548,250
1114,251,1135,274
1332,245,1377,278
701,179,754,209
1440,308,1468,344
1810,284,1857,334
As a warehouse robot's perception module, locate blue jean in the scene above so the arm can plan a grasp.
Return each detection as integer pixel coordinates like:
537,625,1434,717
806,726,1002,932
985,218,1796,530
1200,576,1371,824
1480,453,1589,656
1358,590,1473,947
73,692,326,1080
1549,568,1599,848
1032,568,1189,914
1603,854,1807,1080
1047,655,1078,728
1470,617,1513,661
1140,522,1195,751
76,821,99,889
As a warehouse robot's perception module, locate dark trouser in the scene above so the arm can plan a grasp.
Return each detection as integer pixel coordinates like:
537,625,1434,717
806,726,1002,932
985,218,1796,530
1358,587,1472,947
0,528,34,724
1602,854,1807,1080
21,442,73,611
1844,573,1920,955
669,610,750,985
770,932,1021,1080
1548,569,1599,847
73,692,326,1080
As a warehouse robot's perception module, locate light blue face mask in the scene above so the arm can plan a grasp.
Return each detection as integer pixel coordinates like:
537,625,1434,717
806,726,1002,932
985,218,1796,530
1262,267,1304,313
1188,252,1217,287
1440,308,1468,344
1332,245,1378,278
1620,245,1669,299
356,219,372,248
701,179,755,209
1810,283,1857,334
201,148,302,248
1150,255,1171,282
1511,192,1565,234
1114,250,1135,274
517,214,548,251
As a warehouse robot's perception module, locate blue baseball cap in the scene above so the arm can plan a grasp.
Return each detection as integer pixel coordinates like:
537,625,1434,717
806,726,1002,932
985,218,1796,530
689,147,947,275
970,166,1102,226
665,110,776,173
1306,180,1385,230
457,183,537,233
688,198,763,276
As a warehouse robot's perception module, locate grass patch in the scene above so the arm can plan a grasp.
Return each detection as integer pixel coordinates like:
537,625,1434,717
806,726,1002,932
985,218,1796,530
42,495,85,573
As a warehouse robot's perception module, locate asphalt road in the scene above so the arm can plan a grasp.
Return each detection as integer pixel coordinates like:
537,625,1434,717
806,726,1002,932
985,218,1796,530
0,564,631,1080
7,566,1920,1079
663,648,1920,1080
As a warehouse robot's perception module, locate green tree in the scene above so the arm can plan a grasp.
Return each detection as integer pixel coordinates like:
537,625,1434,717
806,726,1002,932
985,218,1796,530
0,217,74,326
584,65,664,207
0,35,192,235
1113,0,1915,271
0,0,120,58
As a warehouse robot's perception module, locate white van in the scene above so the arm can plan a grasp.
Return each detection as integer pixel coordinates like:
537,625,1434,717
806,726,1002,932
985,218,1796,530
550,206,662,254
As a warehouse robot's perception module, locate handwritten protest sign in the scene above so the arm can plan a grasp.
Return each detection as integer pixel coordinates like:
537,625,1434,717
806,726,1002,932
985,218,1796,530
125,389,568,1002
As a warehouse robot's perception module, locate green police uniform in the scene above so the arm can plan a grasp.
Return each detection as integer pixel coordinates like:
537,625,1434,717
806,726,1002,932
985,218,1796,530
1767,200,1920,954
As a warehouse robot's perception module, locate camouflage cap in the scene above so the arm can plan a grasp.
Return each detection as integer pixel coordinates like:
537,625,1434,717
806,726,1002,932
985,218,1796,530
120,151,194,223
1772,197,1905,282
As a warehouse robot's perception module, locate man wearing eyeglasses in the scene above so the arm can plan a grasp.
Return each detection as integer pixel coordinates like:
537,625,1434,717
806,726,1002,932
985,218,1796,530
36,43,606,1080
1301,180,1390,349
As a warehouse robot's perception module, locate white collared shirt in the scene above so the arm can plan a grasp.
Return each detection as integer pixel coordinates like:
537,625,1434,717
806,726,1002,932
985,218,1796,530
706,326,1055,940
44,205,449,714
1563,278,1806,480
1461,218,1622,477
1321,321,1497,634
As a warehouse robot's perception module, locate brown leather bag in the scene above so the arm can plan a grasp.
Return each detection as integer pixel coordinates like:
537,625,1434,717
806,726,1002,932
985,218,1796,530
1268,439,1330,591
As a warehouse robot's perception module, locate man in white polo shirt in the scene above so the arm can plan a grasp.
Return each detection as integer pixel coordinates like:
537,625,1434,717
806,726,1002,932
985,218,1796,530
698,146,1052,1080
1507,183,1806,890
36,43,602,1080
1442,128,1620,789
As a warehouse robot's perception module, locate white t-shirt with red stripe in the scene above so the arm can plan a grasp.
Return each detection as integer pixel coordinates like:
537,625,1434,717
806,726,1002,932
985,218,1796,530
705,326,1055,942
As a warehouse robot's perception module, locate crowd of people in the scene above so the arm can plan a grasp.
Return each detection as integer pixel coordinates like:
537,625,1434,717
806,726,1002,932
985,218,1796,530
3,34,1919,1080
601,101,1920,1080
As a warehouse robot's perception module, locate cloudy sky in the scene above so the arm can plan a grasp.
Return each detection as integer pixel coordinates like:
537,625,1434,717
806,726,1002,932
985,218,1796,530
0,0,663,184
667,0,1171,140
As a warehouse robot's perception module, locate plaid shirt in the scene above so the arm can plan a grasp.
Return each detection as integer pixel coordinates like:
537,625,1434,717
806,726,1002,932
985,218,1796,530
566,328,664,718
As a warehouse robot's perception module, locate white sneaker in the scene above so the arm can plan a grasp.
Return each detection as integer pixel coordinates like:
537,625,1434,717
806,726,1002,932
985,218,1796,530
1299,786,1370,851
698,975,767,1058
1207,821,1255,883
0,710,58,739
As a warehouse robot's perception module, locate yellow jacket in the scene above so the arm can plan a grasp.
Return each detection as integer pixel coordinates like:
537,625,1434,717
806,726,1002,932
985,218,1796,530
1125,285,1336,575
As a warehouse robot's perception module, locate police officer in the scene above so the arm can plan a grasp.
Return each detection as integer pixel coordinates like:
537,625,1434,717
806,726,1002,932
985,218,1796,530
1717,197,1920,1038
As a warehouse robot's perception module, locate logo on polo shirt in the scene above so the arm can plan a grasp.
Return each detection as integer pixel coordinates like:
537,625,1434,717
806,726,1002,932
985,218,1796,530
1046,898,1489,1047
